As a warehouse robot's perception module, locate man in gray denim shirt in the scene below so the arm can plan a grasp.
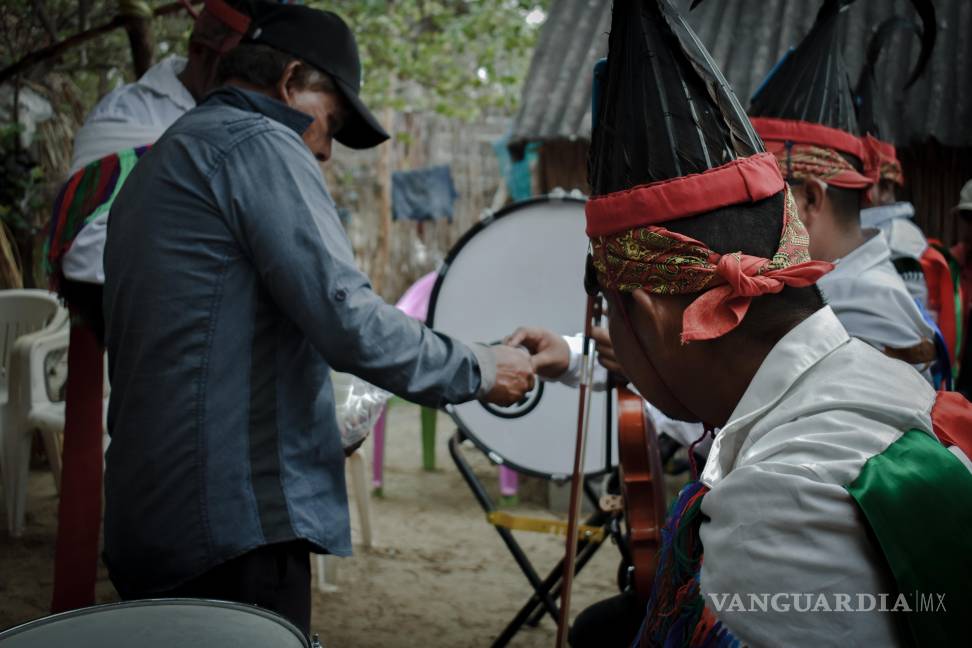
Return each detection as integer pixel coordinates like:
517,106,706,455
102,4,533,634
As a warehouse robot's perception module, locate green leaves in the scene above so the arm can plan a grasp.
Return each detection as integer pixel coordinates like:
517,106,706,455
319,0,547,120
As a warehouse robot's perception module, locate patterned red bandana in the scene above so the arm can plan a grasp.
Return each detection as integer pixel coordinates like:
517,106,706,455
586,156,833,343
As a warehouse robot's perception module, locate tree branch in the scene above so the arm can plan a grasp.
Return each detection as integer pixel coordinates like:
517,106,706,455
0,0,199,85
31,0,59,42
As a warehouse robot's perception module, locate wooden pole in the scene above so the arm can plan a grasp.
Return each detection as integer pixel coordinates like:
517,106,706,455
372,98,395,298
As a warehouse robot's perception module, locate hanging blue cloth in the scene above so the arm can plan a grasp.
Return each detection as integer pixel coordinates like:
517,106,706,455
391,165,458,222
493,134,539,202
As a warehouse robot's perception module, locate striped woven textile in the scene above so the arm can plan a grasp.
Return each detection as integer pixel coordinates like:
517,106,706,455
45,145,150,292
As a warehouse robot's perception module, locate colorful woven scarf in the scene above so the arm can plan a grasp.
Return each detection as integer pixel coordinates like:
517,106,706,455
637,481,740,648
590,183,832,342
751,117,876,190
45,145,150,293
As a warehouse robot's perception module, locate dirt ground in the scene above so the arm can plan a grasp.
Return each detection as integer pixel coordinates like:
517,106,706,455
0,403,624,647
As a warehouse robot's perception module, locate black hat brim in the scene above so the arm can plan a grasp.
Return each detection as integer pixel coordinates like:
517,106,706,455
333,77,389,149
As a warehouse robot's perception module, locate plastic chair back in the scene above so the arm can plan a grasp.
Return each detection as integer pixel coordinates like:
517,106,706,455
0,290,60,392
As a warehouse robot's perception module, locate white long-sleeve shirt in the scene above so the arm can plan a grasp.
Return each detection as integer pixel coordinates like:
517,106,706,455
63,56,195,285
698,306,936,647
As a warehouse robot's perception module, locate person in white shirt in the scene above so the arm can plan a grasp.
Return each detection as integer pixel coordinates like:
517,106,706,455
63,0,255,285
510,1,970,646
48,0,258,614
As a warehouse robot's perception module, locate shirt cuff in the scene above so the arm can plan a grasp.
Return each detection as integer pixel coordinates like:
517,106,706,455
471,343,497,399
552,334,609,390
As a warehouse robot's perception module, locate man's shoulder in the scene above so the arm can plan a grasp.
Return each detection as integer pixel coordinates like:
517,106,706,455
85,56,191,125
161,102,309,163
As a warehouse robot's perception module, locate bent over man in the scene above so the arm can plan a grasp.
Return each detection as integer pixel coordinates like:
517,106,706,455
102,3,533,635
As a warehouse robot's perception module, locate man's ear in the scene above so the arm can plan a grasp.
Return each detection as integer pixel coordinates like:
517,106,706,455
275,60,303,104
801,178,829,228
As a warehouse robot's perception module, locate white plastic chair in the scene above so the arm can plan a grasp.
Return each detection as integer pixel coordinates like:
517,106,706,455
315,449,374,593
0,289,72,536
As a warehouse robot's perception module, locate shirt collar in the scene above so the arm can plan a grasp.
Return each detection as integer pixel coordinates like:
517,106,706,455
700,306,851,486
826,229,890,276
137,56,195,112
860,201,916,229
203,85,314,135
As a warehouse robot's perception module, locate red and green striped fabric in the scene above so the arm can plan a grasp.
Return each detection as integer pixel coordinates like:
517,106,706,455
44,145,150,292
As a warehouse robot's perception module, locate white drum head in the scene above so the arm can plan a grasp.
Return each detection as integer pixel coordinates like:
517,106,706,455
429,197,617,478
0,599,309,647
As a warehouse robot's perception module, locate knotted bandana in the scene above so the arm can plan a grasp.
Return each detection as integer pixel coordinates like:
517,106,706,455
589,175,833,342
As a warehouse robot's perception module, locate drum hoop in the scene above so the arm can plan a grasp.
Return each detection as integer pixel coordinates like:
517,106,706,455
428,194,611,481
0,598,309,646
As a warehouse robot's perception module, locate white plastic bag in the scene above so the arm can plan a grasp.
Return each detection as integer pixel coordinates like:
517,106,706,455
332,371,391,450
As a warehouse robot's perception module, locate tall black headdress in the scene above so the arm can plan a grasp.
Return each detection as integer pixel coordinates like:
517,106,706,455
749,0,858,134
856,0,936,139
588,0,764,197
585,0,831,345
748,0,874,190
854,1,935,186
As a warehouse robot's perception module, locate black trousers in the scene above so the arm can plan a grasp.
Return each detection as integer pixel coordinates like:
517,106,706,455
569,589,645,648
115,541,312,638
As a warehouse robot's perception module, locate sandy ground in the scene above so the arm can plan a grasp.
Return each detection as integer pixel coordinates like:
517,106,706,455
0,403,623,647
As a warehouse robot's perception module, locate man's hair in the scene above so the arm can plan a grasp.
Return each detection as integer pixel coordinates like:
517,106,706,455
827,151,864,228
215,42,338,92
663,190,825,338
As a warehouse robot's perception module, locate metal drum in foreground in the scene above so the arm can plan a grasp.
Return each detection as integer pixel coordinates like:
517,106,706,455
428,196,617,479
0,599,309,647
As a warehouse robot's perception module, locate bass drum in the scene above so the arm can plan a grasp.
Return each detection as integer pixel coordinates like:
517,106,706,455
428,195,617,479
0,599,309,647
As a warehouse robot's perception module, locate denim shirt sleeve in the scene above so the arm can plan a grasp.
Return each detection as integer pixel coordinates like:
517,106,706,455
209,126,488,406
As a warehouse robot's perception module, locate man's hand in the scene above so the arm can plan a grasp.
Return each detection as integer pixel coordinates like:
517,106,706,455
591,326,626,376
505,327,571,379
483,345,536,406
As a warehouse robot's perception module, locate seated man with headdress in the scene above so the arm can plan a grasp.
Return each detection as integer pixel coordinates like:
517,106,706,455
748,0,938,383
513,1,971,646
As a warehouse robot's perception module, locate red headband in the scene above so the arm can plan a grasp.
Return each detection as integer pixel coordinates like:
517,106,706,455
751,117,876,190
862,134,904,186
750,117,865,160
585,153,784,237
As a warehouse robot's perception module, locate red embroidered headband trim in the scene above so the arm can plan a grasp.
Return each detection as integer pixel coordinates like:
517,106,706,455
585,153,784,237
750,117,866,160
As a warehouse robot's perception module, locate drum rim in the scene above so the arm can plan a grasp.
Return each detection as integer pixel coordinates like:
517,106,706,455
0,598,309,646
428,194,612,480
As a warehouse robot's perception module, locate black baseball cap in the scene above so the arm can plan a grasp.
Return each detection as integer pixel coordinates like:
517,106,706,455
247,3,389,149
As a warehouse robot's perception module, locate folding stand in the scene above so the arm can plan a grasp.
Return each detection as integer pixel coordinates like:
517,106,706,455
448,429,615,647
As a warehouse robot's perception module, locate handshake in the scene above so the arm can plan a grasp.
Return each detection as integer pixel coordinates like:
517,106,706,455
480,326,622,406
